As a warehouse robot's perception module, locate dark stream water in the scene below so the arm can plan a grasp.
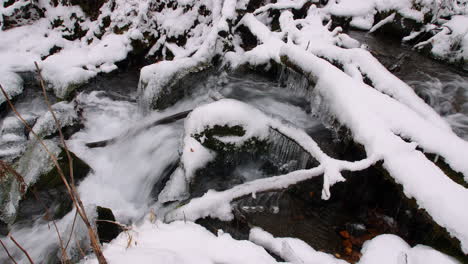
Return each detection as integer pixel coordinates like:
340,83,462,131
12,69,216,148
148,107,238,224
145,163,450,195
0,32,467,263
349,30,468,140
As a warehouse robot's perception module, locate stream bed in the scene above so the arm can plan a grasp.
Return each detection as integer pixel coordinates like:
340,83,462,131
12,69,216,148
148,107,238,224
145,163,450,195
0,32,467,263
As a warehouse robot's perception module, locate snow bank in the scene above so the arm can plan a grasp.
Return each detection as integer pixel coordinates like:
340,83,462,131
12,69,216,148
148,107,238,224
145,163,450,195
250,227,348,264
322,0,468,64
83,220,277,264
39,34,132,98
358,234,460,264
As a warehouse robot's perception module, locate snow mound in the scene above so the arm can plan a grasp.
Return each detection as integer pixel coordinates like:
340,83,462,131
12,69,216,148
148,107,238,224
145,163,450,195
358,234,460,264
83,220,277,264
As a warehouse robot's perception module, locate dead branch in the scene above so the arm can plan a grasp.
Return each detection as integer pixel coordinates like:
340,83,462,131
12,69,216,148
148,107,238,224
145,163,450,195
0,239,18,264
86,109,192,148
34,62,76,187
33,63,108,264
95,220,130,231
1,73,107,263
9,235,34,264
0,161,67,261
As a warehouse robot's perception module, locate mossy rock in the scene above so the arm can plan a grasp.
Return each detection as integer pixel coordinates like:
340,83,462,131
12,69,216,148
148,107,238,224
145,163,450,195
193,124,267,153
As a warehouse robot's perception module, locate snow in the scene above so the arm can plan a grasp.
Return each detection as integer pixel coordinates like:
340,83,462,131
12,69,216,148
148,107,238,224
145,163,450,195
358,234,460,264
281,43,468,253
83,220,278,264
0,70,23,105
250,227,348,264
166,99,377,221
40,33,132,98
185,99,270,144
1,0,468,262
138,57,208,112
31,101,78,139
423,15,468,63
181,137,216,182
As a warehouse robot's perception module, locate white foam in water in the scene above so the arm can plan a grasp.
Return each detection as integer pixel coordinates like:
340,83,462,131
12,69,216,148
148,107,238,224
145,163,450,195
408,75,468,140
0,91,183,262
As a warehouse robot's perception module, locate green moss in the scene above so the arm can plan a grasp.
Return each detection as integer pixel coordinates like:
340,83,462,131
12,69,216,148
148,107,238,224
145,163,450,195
193,125,267,153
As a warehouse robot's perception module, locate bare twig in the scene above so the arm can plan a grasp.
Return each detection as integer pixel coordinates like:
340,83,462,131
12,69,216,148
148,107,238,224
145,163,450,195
9,236,34,264
33,63,107,264
64,210,79,251
1,71,107,263
95,220,130,231
74,233,87,259
34,62,75,187
0,85,69,262
0,239,18,264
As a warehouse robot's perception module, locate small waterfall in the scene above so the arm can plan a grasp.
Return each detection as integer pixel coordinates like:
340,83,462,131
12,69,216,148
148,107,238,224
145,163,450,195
277,65,345,136
277,65,312,98
0,92,183,263
267,128,315,172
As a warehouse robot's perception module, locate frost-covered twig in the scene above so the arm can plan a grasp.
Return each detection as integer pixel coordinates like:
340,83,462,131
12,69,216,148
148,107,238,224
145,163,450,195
253,0,309,15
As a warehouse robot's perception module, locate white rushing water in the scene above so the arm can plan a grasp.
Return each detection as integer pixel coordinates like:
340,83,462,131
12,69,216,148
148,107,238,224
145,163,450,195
0,72,326,263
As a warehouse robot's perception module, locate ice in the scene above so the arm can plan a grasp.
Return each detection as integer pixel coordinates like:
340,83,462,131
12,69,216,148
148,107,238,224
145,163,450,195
0,70,23,105
31,101,78,139
0,139,61,224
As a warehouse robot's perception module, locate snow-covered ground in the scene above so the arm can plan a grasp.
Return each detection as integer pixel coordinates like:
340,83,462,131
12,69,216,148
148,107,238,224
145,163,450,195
1,0,468,263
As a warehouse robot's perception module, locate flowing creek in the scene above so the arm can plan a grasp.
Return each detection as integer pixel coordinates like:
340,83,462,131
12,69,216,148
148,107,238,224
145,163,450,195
0,32,467,263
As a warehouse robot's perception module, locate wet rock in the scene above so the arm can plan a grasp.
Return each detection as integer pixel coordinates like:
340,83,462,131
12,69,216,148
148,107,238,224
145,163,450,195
330,15,352,31
0,70,24,107
2,142,91,225
0,139,61,224
70,0,107,20
372,11,422,39
96,206,122,244
0,114,37,162
138,61,213,111
30,101,81,140
0,219,8,236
